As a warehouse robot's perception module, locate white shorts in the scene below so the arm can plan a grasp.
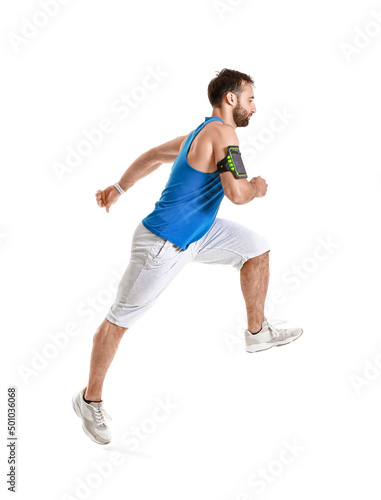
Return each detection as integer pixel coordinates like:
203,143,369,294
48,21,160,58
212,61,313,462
106,218,270,328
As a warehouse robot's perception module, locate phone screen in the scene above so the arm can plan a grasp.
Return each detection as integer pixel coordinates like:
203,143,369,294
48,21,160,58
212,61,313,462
230,149,247,177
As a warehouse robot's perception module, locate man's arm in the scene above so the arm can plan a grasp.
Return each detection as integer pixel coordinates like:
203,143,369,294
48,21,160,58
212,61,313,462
118,135,188,191
212,126,267,205
96,134,188,212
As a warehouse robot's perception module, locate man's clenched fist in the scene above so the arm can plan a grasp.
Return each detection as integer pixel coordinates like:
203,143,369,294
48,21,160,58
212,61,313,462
250,176,268,198
95,185,121,213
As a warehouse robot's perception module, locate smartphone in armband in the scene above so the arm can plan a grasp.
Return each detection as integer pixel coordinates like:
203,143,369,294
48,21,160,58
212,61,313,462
216,146,247,179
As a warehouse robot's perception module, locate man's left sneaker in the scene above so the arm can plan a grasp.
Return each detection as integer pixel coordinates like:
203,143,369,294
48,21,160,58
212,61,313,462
72,388,112,445
245,317,303,353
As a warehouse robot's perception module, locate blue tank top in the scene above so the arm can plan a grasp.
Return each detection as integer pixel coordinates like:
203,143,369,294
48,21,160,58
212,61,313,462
141,117,225,250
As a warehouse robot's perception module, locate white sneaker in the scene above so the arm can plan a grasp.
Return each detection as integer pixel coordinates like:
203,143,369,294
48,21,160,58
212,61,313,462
72,388,112,445
245,317,303,353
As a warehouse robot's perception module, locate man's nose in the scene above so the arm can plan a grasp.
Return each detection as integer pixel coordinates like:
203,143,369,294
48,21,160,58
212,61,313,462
252,103,256,113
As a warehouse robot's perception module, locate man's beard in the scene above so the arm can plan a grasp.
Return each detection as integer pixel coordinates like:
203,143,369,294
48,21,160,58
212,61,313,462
233,99,250,127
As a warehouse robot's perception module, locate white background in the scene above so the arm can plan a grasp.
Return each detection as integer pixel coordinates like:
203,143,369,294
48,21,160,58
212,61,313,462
1,0,381,498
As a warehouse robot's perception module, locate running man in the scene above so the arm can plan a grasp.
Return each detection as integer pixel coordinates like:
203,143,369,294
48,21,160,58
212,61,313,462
72,68,303,444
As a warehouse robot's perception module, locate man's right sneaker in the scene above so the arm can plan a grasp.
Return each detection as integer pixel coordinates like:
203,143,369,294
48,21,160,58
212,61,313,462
72,388,112,445
245,317,303,353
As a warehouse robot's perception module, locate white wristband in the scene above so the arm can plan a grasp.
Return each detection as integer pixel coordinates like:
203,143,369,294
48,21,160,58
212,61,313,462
114,182,126,195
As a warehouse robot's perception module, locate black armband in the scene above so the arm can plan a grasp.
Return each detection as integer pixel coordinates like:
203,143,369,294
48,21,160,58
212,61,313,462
216,146,247,179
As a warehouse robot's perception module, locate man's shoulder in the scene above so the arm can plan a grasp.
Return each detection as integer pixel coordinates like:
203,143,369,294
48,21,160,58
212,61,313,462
204,120,238,145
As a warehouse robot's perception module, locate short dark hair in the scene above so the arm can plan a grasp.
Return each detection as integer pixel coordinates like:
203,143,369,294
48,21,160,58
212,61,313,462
207,68,254,107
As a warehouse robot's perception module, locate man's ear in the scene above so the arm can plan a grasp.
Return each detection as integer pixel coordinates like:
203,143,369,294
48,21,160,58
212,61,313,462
225,91,237,107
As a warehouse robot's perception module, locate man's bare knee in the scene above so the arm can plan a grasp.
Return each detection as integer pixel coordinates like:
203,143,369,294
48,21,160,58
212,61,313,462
242,250,270,267
94,318,128,339
255,250,270,260
105,318,127,332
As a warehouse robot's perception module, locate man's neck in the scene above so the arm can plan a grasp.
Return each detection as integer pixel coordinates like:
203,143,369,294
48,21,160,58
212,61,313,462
211,108,236,129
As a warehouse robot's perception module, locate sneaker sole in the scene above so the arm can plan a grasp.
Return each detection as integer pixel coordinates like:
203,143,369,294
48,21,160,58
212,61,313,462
72,395,110,445
245,344,273,353
246,330,303,353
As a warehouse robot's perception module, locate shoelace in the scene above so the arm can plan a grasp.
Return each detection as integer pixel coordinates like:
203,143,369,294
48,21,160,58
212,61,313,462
93,405,112,426
265,318,287,338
